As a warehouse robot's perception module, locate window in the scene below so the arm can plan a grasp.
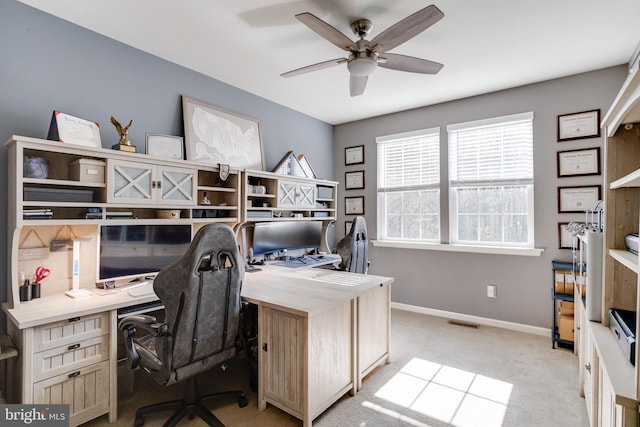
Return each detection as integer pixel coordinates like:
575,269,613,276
376,128,440,241
448,112,534,247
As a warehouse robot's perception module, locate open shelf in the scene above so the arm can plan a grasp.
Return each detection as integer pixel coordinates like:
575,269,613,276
609,249,639,273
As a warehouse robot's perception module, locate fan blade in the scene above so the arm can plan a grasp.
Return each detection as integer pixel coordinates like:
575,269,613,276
369,5,444,53
378,53,443,74
281,58,347,78
350,75,368,96
295,12,357,51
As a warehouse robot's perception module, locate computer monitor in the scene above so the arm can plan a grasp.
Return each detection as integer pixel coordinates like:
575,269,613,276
252,221,322,256
98,224,192,283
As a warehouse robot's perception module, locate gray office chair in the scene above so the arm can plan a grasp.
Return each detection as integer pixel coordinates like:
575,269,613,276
118,224,247,427
336,216,369,274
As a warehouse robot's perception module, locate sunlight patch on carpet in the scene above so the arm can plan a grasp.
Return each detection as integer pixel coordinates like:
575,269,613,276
371,357,512,427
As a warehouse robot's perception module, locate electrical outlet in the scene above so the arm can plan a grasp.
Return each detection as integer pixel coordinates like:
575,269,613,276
487,284,497,298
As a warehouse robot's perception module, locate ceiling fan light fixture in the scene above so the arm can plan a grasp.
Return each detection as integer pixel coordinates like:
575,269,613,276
347,56,377,76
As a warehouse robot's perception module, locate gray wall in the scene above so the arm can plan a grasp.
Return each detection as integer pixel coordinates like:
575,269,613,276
334,66,627,328
0,1,333,331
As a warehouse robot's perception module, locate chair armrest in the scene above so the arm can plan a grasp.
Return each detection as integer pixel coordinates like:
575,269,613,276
118,314,168,369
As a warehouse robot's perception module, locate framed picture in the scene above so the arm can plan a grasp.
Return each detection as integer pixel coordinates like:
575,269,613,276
47,110,102,148
345,170,365,190
345,196,364,215
182,96,264,170
145,133,184,160
345,145,364,165
557,109,601,141
558,223,579,249
297,154,317,179
557,147,600,177
558,185,601,213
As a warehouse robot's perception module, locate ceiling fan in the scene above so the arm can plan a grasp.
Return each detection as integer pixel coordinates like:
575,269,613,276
281,4,445,97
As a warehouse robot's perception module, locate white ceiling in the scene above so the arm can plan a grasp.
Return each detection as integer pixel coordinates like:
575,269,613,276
17,0,640,125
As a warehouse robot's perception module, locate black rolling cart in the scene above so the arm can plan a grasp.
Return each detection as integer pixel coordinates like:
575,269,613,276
552,260,582,349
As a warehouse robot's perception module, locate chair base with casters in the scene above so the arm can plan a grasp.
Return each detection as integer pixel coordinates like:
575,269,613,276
118,224,250,427
133,376,248,427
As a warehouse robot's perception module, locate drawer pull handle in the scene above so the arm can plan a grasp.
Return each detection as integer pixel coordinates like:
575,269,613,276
585,363,591,373
68,371,81,378
68,343,80,350
68,317,80,323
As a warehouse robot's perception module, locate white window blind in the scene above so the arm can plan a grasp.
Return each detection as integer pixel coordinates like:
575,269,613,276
447,112,534,247
376,128,440,241
448,112,534,187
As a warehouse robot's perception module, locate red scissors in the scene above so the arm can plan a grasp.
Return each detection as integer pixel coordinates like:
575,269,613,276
35,266,51,283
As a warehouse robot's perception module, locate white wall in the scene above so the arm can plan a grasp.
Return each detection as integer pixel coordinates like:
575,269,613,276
334,66,627,328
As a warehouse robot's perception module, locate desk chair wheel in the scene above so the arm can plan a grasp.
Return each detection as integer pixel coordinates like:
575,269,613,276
238,393,248,408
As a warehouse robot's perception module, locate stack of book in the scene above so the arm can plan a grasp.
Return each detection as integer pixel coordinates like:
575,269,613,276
106,211,135,219
23,209,53,219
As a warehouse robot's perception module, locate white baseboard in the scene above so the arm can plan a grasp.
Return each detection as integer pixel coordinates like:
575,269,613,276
391,302,550,337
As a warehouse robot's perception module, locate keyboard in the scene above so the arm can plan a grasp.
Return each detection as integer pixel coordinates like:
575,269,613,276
127,282,155,297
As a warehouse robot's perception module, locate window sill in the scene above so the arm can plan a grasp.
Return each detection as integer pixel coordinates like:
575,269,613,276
371,240,544,257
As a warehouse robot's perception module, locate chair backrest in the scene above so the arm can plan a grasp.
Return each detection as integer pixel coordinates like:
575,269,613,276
336,216,368,274
153,224,244,375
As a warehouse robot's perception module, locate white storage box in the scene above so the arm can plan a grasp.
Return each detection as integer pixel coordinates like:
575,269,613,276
69,158,105,183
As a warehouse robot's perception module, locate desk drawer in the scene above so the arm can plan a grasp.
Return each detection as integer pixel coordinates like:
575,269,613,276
33,360,109,426
33,313,109,352
33,335,109,382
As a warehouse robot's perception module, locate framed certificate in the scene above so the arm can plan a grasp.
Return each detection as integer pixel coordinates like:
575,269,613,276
345,196,364,215
146,133,184,160
345,145,364,165
557,147,600,177
557,109,601,141
558,223,578,249
47,110,102,148
345,221,353,235
558,186,601,213
345,170,365,190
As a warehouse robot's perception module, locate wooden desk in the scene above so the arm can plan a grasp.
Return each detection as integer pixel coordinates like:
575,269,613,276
242,264,392,426
3,263,392,427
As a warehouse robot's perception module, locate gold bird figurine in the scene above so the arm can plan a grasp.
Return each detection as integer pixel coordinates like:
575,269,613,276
111,116,133,146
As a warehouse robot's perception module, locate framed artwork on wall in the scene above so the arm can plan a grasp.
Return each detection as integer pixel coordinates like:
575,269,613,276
557,147,600,177
345,170,365,190
345,145,364,165
557,109,601,141
558,185,601,213
182,96,264,170
558,222,578,249
344,196,364,215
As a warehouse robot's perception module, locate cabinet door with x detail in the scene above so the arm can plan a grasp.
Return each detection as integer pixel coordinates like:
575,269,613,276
277,180,316,210
107,159,196,205
157,166,196,205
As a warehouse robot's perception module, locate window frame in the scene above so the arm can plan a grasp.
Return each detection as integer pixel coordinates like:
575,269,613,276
447,112,535,248
376,127,441,243
372,112,541,256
